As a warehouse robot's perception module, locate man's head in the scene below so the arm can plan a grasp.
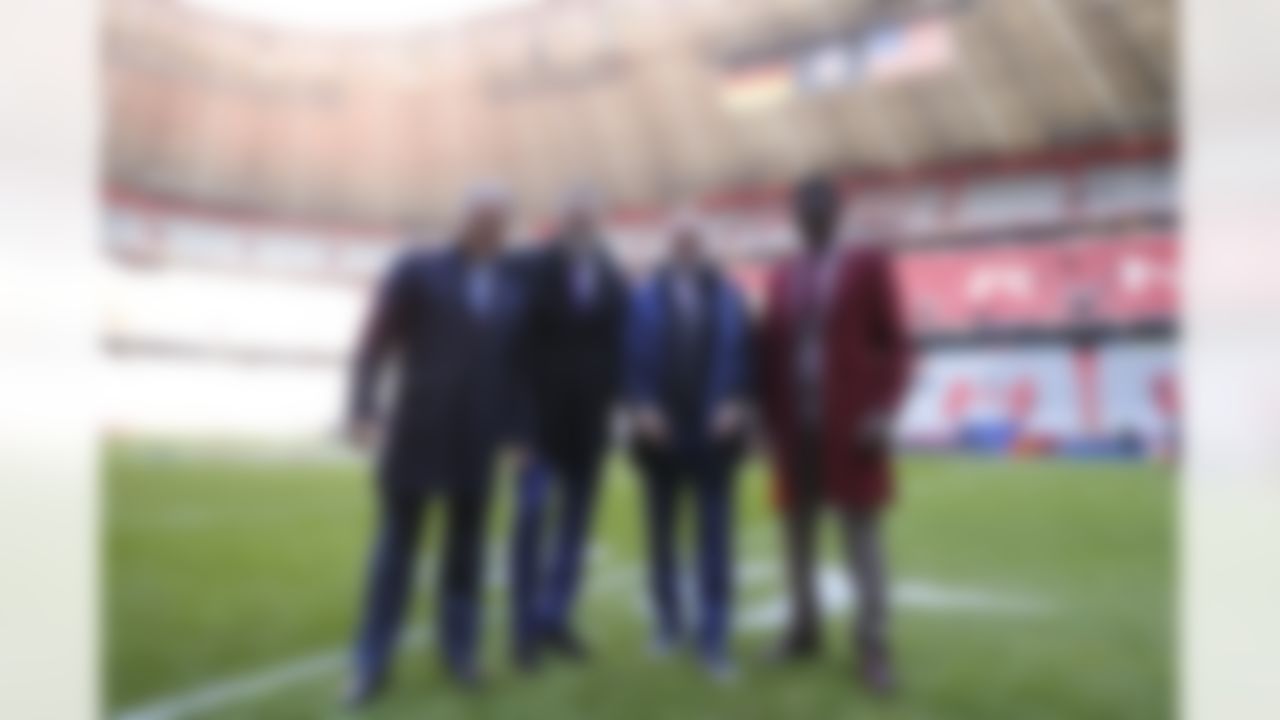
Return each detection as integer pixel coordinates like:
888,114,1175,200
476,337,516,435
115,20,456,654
792,175,843,251
457,181,512,259
557,185,603,254
667,209,708,270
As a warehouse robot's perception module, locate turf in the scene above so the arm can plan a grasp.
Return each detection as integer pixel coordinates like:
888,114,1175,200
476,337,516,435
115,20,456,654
105,444,1173,719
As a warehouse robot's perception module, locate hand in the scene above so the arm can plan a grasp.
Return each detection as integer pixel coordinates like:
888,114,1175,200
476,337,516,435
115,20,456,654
710,401,746,440
506,443,532,471
346,418,380,452
853,413,893,452
633,406,669,446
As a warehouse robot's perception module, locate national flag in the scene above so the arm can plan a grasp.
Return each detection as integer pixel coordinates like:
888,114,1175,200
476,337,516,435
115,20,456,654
865,16,955,84
794,41,861,94
718,62,793,113
864,24,908,81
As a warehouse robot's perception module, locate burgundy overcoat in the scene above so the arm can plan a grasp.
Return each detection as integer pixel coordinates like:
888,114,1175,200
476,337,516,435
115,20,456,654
760,245,913,511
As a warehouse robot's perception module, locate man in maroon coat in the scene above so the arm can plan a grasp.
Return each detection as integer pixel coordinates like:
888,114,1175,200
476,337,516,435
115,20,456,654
759,176,912,693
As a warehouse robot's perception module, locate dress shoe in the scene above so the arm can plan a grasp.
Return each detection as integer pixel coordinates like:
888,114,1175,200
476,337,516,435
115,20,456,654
701,654,739,686
648,632,681,661
858,644,897,697
513,642,542,674
766,627,822,664
542,627,590,661
340,673,384,710
449,663,485,690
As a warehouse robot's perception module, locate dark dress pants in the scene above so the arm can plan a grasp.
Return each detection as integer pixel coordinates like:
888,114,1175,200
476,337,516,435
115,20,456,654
782,427,889,653
637,441,737,662
352,477,491,682
510,452,602,655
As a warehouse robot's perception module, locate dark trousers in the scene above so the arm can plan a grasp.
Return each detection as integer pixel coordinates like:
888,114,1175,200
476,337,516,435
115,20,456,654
510,454,602,654
352,480,491,681
637,444,736,661
784,429,889,653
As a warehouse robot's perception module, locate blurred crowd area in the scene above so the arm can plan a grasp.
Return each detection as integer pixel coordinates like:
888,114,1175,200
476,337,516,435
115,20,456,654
99,0,1175,459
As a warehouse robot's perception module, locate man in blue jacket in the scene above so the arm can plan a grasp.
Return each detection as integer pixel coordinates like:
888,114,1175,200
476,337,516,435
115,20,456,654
626,214,752,682
344,185,527,705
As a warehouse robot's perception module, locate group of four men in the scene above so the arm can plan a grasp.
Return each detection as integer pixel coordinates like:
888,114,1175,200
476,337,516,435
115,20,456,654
344,176,912,706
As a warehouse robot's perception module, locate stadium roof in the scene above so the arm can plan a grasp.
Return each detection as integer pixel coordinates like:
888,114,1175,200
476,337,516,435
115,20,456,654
181,0,537,33
104,0,1173,228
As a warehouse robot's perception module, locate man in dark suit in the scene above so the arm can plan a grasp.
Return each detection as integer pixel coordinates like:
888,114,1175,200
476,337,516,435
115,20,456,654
509,191,628,668
344,186,527,705
759,176,912,694
626,215,752,682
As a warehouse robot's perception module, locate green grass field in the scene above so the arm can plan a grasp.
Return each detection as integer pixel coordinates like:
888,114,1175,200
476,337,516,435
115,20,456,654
106,443,1173,719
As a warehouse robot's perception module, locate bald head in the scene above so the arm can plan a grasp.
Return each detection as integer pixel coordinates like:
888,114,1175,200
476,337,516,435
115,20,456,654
667,209,708,269
457,181,512,259
557,185,604,252
792,175,842,251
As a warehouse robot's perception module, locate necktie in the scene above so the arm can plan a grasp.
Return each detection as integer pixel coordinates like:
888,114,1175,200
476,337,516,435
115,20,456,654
573,260,595,311
795,258,826,411
469,266,492,318
796,257,823,323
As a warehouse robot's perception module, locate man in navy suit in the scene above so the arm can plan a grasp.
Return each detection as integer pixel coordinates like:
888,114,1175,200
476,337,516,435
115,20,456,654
344,186,527,705
510,191,628,668
626,215,752,682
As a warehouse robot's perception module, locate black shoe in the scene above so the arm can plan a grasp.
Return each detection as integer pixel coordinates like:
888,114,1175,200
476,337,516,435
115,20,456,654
449,663,485,690
513,642,542,674
858,642,897,697
702,654,739,686
766,627,822,664
648,631,681,661
341,673,384,710
542,627,590,661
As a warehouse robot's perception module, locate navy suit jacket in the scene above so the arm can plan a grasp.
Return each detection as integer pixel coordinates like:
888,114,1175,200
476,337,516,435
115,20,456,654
351,247,528,489
625,265,751,454
517,242,628,471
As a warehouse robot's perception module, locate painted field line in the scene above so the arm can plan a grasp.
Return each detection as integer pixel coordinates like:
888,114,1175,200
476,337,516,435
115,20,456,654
113,627,428,720
738,562,1055,631
114,547,623,720
115,557,1049,720
623,560,1055,630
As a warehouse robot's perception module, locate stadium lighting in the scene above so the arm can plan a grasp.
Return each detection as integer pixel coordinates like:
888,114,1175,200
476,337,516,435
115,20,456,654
182,0,537,32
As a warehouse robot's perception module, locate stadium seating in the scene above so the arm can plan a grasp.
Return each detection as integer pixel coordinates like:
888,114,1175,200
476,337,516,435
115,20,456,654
951,172,1067,234
897,341,1177,457
102,151,1178,451
897,233,1177,332
1080,160,1176,220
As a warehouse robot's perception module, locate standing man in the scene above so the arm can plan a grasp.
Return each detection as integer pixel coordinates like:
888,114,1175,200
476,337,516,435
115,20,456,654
345,185,526,705
759,176,912,693
627,215,752,682
510,190,628,669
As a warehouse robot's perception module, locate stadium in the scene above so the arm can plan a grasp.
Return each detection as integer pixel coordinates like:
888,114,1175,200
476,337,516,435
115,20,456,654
102,0,1175,718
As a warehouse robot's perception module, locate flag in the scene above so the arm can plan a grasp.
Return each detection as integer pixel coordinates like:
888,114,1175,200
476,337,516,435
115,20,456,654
865,16,955,84
864,24,908,81
909,16,956,72
718,62,793,113
795,41,862,94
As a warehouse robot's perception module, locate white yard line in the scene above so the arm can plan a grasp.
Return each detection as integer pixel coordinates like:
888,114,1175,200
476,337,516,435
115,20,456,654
115,555,1051,720
619,559,1054,625
114,628,429,720
115,545,620,720
737,563,1054,631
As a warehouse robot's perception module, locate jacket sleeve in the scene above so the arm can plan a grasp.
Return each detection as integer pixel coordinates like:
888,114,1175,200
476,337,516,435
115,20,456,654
866,250,913,414
348,254,413,425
